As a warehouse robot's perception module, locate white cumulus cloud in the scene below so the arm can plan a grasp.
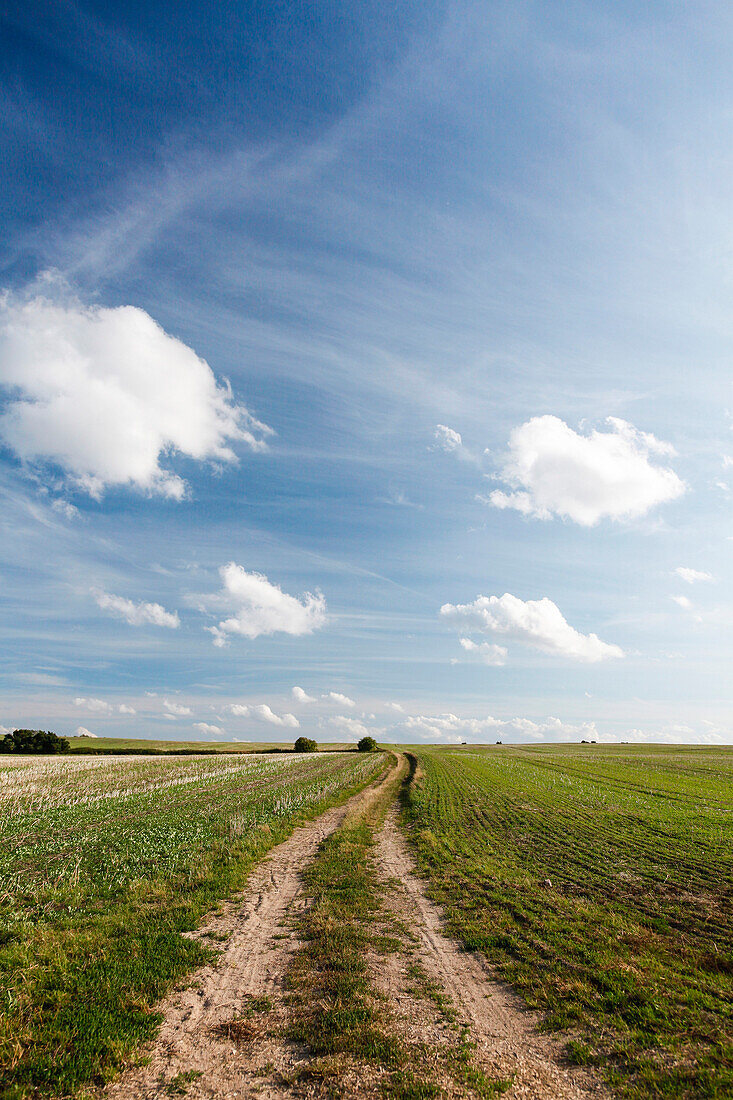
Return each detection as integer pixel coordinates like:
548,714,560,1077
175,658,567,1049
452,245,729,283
487,416,684,526
74,726,98,737
292,686,316,703
93,590,180,628
251,704,299,728
458,638,508,666
674,567,713,584
225,704,251,717
433,424,463,454
194,722,225,737
291,686,356,707
74,696,112,714
328,715,378,740
0,291,272,498
671,595,693,610
204,563,326,646
440,593,623,663
400,713,600,744
163,698,192,717
324,691,356,708
224,702,298,727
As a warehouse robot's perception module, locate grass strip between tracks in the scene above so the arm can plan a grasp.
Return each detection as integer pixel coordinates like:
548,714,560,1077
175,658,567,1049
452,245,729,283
286,753,509,1098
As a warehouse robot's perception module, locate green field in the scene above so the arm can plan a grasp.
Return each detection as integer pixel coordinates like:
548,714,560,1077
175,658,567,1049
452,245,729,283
401,744,733,1098
0,750,385,1098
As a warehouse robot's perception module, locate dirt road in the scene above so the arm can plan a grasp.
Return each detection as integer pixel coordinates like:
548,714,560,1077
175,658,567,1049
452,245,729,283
375,805,610,1100
103,757,608,1099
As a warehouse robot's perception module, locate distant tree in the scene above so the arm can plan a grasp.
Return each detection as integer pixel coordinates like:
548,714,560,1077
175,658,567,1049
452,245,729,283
0,729,70,754
357,736,378,752
294,736,318,753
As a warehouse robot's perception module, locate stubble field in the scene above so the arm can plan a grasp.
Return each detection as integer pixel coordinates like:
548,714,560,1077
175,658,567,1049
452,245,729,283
0,750,385,1098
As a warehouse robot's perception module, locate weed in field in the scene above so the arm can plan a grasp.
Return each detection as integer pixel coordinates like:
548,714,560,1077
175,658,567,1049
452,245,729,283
164,1068,202,1096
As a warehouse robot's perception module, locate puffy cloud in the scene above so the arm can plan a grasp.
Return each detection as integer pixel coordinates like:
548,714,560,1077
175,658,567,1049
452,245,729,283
194,722,224,737
386,702,404,712
671,595,693,610
93,590,180,628
205,563,326,646
328,715,378,740
252,704,299,728
0,292,273,499
74,697,137,716
75,726,98,737
674,567,713,584
291,686,356,707
224,702,298,728
324,691,356,708
399,713,600,744
440,593,623,662
487,416,684,526
292,686,316,703
163,699,192,717
74,696,112,714
433,424,463,454
458,638,508,666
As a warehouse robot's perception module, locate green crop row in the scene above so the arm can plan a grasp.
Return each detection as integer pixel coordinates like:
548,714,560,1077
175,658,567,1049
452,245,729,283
401,744,733,1100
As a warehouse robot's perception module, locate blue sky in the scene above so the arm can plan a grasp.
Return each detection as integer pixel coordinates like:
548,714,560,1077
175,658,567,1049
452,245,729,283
1,0,731,745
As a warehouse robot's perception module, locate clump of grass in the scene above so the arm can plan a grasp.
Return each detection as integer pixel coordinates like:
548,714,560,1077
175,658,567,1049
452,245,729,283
165,1068,202,1096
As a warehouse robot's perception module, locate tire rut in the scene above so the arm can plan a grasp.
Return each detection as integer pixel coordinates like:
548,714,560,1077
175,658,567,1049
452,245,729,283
102,771,392,1100
375,805,611,1100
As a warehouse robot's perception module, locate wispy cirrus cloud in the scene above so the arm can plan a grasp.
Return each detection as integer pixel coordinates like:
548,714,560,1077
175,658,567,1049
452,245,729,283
674,567,713,584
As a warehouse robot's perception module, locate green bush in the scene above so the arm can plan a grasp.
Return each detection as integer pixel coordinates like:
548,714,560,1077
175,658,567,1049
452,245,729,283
294,736,318,753
0,729,70,754
357,736,378,753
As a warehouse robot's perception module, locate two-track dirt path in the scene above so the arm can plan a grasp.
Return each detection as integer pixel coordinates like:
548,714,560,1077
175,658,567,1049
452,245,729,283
103,756,609,1099
103,795,362,1099
375,805,610,1099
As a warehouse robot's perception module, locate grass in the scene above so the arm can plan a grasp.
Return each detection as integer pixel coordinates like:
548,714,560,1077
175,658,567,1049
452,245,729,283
285,755,509,1097
0,750,385,1099
401,744,733,1099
